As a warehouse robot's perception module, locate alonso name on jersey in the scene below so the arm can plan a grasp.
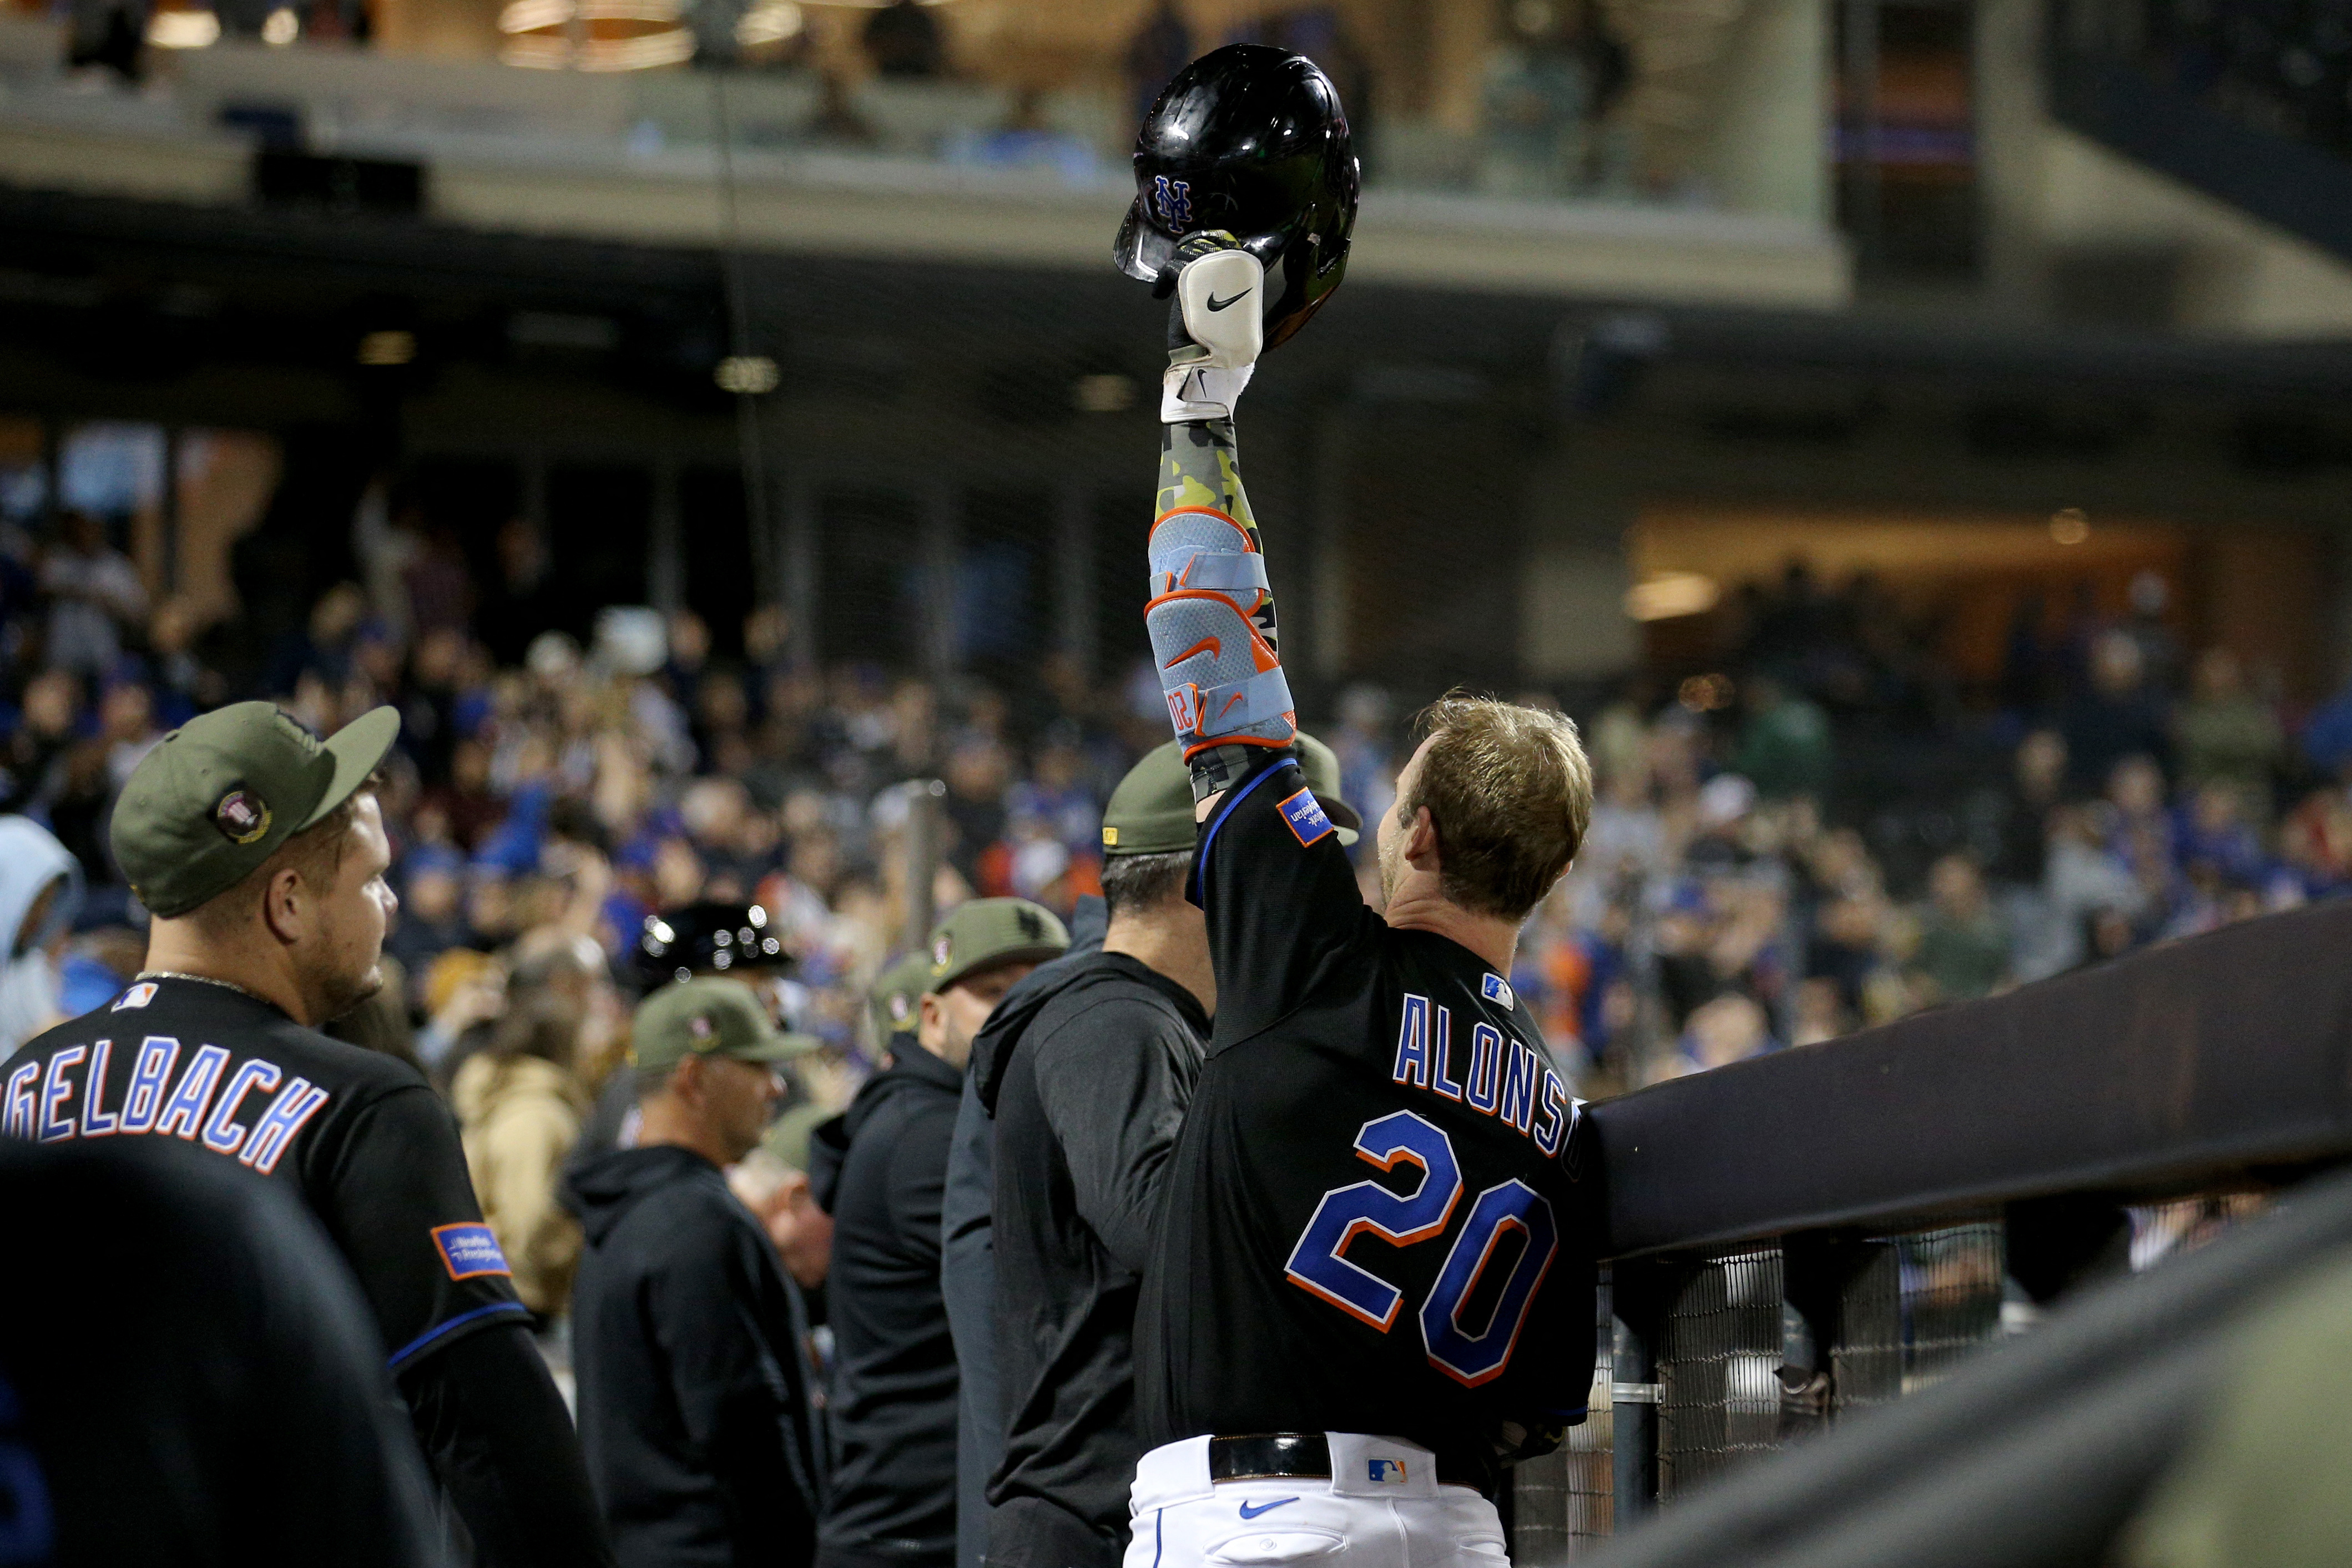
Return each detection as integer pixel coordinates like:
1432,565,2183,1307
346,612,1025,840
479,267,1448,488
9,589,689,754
1137,750,1598,1494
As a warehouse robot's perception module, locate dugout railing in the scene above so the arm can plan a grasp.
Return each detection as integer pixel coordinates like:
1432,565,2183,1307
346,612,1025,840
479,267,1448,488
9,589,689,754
1509,897,2352,1562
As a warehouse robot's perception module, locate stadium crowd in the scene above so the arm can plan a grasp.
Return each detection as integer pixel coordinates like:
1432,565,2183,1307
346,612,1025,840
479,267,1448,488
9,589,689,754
0,513,2348,1265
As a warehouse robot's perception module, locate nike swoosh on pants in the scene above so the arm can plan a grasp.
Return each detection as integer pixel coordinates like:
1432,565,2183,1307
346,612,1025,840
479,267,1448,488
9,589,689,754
1238,1498,1299,1519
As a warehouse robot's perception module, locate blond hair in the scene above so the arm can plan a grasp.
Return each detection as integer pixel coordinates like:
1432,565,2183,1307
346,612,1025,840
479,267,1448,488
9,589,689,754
1403,694,1593,921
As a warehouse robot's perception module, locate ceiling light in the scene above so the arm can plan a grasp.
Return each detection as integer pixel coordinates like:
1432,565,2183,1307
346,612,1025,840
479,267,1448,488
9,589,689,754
576,27,694,68
498,0,570,31
1626,570,1720,621
357,330,416,366
736,0,801,44
146,8,221,48
2050,507,2090,545
260,6,298,43
716,355,780,394
1071,373,1135,413
577,0,680,21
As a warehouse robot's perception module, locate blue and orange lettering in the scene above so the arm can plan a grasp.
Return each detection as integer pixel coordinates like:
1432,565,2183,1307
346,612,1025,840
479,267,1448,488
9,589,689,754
200,1059,282,1156
36,1047,84,1142
2,1060,36,1139
79,1040,118,1136
1391,994,1431,1088
1533,1070,1569,1155
1430,1006,1463,1101
1497,1040,1536,1133
153,1044,230,1141
239,1079,329,1175
118,1038,180,1134
1464,1023,1502,1114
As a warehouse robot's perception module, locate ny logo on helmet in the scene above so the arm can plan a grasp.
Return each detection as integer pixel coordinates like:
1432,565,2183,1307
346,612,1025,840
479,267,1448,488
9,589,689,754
1152,176,1194,231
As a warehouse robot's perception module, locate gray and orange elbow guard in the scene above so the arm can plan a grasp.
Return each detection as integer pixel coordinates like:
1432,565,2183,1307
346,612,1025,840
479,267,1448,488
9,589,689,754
1146,505,1296,757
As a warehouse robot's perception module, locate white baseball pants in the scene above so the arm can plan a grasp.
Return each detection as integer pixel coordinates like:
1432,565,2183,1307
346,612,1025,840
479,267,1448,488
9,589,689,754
1124,1434,1510,1568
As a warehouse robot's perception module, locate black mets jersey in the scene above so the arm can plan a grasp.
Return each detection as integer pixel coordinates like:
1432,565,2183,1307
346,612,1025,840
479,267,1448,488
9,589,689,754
1134,750,1598,1493
2,974,529,1372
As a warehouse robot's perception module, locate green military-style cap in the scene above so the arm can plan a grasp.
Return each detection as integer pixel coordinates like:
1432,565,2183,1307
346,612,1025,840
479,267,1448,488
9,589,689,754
1100,732,1362,858
927,897,1068,993
868,950,933,1045
632,977,816,1077
112,701,402,919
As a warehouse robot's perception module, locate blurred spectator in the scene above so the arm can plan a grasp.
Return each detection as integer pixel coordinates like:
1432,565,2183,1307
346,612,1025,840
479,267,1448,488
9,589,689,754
1735,673,1834,802
1477,0,1626,197
0,816,79,1056
1125,0,1192,125
455,993,592,1318
1909,852,2011,1005
865,0,945,78
730,1146,835,1291
1671,992,1774,1077
2174,648,2283,826
0,668,79,816
40,512,146,680
2063,631,2170,793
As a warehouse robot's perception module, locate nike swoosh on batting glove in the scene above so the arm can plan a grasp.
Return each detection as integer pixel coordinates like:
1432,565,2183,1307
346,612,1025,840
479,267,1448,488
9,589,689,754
1160,236,1263,422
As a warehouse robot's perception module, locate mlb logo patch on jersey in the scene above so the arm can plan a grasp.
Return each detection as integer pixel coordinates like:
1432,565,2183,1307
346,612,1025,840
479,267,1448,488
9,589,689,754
432,1222,513,1281
1276,788,1334,847
112,982,158,1011
1481,973,1515,1009
1367,1459,1407,1485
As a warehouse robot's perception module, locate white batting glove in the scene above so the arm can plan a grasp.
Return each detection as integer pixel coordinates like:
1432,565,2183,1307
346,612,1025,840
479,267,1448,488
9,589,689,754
1162,246,1264,422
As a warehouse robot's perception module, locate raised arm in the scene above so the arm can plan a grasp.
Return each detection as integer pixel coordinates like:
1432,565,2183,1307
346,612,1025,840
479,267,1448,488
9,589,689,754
1145,236,1295,809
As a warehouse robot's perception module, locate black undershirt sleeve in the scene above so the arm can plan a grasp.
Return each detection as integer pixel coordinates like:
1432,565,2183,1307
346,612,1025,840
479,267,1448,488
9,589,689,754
1191,750,1381,1043
400,1323,617,1568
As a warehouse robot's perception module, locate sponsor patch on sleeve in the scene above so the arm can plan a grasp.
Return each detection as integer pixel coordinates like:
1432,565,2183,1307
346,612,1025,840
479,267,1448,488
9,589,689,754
431,1222,512,1281
1276,787,1334,848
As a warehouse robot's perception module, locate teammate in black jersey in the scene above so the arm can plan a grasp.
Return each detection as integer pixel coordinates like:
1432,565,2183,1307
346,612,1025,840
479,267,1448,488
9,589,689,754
1122,216,1598,1568
1,700,613,1568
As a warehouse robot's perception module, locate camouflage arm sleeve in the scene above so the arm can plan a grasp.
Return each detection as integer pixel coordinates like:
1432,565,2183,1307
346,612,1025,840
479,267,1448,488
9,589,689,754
1158,416,1288,801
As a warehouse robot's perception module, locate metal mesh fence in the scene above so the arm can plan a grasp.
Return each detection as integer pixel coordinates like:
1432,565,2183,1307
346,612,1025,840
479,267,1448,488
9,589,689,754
1895,1223,2011,1394
1511,1276,1615,1567
1511,1205,2274,1557
1656,1250,1786,1498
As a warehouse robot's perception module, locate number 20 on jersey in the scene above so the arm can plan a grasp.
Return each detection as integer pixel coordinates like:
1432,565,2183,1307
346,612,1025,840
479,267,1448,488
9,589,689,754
1282,1110,1558,1387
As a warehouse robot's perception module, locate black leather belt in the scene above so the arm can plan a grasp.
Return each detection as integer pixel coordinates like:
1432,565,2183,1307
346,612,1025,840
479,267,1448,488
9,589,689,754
1206,1434,1490,1497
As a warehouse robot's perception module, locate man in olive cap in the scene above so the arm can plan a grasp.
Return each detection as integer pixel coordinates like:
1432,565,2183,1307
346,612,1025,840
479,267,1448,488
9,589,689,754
810,898,1069,1568
972,738,1357,1568
0,701,613,1568
566,978,826,1568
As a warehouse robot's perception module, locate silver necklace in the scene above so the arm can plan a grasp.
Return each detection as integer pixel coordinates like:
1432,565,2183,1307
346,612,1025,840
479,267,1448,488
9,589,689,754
138,970,276,1008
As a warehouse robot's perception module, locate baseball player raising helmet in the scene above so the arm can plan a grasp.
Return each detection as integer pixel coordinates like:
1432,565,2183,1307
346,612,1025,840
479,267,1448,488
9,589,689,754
1117,43,1603,1568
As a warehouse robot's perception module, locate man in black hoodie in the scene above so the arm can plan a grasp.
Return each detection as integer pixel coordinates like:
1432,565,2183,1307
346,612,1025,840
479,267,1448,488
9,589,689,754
809,898,1068,1568
567,978,826,1568
975,739,1359,1568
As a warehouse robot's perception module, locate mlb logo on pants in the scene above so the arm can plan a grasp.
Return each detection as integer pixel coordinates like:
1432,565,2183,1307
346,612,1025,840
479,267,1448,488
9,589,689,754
1367,1459,1407,1484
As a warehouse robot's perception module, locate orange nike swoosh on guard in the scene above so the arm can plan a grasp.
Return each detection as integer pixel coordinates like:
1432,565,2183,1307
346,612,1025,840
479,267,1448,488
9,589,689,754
1167,637,1220,669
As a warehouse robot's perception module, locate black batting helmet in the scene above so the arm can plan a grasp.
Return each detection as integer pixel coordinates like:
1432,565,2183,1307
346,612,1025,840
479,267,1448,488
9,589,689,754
635,901,790,989
1114,43,1360,352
